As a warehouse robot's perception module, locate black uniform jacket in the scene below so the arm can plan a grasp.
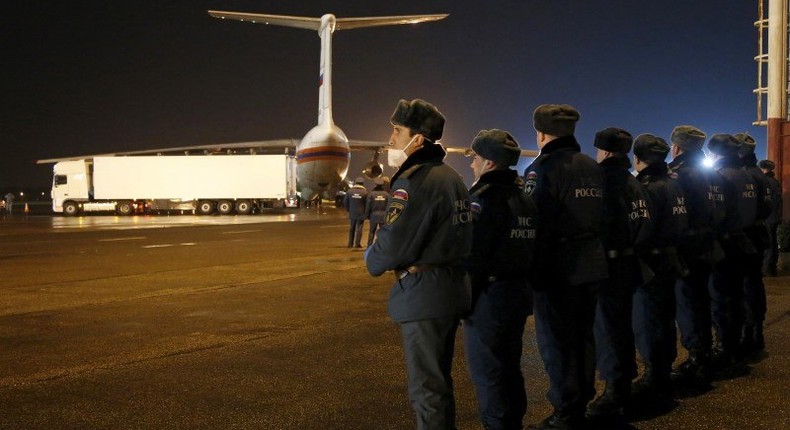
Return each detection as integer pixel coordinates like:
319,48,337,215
343,185,368,221
464,169,538,299
365,143,473,322
524,135,608,288
637,162,690,277
668,150,722,261
742,155,773,249
713,155,759,255
365,189,389,224
599,156,653,253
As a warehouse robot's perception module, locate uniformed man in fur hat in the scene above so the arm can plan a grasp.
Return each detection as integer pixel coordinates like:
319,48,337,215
364,177,389,246
668,125,722,391
523,104,607,430
365,98,472,430
706,134,758,377
631,134,689,408
758,159,782,277
343,177,368,248
736,133,772,357
586,127,652,423
463,129,538,430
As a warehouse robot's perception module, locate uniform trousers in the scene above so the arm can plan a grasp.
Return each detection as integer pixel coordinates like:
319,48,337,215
709,251,746,353
675,260,713,355
763,222,779,275
742,251,767,334
347,219,364,247
633,274,677,378
400,316,460,430
533,282,598,415
593,258,638,386
367,221,383,246
464,280,530,430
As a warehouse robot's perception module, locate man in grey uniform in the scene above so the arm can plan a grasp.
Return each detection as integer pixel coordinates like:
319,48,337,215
366,98,473,430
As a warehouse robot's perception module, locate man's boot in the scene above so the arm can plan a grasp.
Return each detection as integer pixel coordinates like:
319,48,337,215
632,366,672,406
528,408,585,430
585,381,629,421
671,350,711,389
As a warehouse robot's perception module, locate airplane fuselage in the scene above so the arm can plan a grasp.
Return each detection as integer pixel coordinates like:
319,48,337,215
295,123,350,200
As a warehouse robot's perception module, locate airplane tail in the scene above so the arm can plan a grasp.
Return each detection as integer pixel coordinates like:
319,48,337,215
207,11,448,31
208,10,447,127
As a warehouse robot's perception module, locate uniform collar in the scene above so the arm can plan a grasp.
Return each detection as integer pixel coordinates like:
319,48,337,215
636,161,669,180
392,142,446,182
471,169,517,193
539,135,581,155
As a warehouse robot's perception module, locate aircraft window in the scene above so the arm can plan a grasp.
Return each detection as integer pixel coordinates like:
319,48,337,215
54,175,68,186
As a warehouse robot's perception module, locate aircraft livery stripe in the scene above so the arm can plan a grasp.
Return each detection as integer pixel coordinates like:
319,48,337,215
296,147,350,163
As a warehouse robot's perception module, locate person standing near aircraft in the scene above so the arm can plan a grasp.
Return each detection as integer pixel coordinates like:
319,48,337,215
758,159,782,277
668,125,722,391
463,129,537,430
706,134,757,376
365,98,472,430
631,134,688,408
586,128,652,423
365,177,389,247
523,104,607,430
735,133,772,357
343,177,368,248
4,192,14,215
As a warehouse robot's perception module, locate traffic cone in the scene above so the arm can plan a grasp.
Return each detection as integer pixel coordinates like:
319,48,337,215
24,203,29,214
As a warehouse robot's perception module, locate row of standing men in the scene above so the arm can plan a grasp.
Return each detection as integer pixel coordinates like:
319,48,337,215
362,98,782,430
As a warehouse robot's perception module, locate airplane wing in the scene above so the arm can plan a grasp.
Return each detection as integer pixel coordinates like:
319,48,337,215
348,140,387,151
445,146,539,158
207,11,448,31
335,15,448,30
36,139,299,164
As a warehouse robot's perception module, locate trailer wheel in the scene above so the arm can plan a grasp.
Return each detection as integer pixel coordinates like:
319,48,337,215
197,200,215,215
217,200,234,215
235,200,252,215
63,201,80,217
116,201,134,216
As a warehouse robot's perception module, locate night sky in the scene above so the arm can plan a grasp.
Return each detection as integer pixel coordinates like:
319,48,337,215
1,0,766,191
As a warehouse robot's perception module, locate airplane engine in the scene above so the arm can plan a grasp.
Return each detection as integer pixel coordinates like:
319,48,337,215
362,160,383,178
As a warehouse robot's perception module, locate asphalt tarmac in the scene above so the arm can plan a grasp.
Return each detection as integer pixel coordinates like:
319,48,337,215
0,208,787,429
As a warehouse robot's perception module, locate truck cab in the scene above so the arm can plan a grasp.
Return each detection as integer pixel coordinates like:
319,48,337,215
51,160,92,215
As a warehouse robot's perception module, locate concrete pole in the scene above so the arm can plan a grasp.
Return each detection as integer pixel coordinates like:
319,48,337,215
767,0,789,219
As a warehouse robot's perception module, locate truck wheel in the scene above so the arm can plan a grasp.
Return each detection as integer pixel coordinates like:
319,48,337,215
63,201,80,216
116,201,134,216
235,200,252,215
217,200,234,215
197,200,215,215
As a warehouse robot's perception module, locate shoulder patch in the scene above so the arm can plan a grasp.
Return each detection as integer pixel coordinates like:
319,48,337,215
392,189,409,201
524,171,538,195
386,201,405,225
471,202,482,214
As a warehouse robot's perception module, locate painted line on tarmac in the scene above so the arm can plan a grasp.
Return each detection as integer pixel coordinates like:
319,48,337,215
221,229,261,234
141,243,197,249
320,224,348,229
98,236,146,242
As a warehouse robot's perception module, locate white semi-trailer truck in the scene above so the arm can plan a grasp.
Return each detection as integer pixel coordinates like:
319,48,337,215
49,155,298,216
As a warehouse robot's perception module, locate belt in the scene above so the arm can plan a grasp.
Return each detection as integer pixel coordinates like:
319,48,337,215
606,248,635,259
395,264,438,280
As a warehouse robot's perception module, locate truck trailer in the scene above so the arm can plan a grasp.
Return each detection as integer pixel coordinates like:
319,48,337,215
49,155,298,216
